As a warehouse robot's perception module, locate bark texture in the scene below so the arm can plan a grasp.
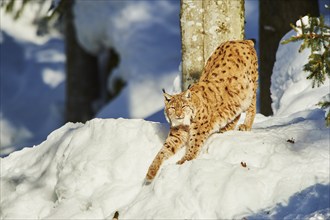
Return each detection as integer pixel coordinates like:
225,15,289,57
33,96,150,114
180,0,245,90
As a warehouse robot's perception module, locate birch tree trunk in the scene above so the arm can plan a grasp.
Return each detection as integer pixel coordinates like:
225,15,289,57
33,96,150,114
180,0,245,90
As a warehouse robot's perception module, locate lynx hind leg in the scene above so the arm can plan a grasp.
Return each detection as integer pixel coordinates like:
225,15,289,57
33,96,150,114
220,114,241,133
239,88,257,131
146,125,189,182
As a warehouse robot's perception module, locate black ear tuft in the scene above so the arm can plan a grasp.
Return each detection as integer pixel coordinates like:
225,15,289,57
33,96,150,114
163,89,172,101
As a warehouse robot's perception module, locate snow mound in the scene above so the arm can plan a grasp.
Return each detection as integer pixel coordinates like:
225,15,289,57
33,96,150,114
1,110,329,219
271,16,330,116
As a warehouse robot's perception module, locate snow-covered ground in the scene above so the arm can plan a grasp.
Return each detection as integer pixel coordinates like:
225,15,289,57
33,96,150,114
1,109,329,219
1,18,330,220
1,1,329,219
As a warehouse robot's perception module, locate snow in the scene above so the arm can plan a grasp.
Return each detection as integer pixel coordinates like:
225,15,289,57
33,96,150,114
0,0,57,44
1,1,329,219
1,109,329,219
270,15,330,117
77,0,259,121
295,15,313,36
0,0,259,154
1,0,181,154
0,1,66,155
0,31,65,155
74,0,182,120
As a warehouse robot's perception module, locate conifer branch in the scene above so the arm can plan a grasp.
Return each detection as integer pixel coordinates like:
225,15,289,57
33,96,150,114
281,15,330,126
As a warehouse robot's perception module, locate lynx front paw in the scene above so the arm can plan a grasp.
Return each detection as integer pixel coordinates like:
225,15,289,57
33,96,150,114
146,168,157,182
176,159,186,165
177,156,192,165
238,124,251,131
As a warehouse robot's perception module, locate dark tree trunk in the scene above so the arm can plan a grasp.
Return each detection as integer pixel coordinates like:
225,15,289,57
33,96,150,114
64,0,100,123
259,0,319,116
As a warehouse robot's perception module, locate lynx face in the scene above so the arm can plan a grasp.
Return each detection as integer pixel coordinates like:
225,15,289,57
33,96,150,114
164,90,194,127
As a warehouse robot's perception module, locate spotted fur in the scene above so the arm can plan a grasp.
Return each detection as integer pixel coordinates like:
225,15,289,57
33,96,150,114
146,40,258,182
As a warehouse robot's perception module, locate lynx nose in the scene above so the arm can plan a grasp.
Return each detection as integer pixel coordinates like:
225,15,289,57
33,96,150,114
175,111,184,119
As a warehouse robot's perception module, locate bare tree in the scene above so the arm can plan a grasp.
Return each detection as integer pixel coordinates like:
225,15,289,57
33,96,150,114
180,0,245,90
64,0,100,123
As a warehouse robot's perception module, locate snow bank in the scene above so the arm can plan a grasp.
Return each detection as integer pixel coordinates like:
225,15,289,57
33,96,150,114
0,119,167,219
73,1,181,120
1,2,329,219
1,109,329,219
271,16,330,116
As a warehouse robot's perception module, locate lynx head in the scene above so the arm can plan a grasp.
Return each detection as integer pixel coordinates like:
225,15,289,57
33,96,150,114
163,89,194,126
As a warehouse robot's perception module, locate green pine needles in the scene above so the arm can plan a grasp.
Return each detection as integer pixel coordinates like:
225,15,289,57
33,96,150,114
282,15,330,88
1,0,66,35
318,98,330,126
281,15,330,126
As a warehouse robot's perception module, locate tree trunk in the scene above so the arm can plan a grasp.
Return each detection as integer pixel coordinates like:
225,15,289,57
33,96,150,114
64,0,100,123
180,0,245,90
259,0,319,116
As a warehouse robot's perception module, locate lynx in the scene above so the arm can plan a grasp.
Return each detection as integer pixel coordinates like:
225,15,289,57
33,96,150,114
146,40,258,182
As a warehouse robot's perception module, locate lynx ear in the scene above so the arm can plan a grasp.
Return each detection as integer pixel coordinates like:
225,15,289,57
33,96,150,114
184,89,191,99
162,89,172,102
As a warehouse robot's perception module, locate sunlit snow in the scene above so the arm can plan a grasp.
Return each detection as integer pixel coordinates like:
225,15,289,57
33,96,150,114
0,1,329,219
